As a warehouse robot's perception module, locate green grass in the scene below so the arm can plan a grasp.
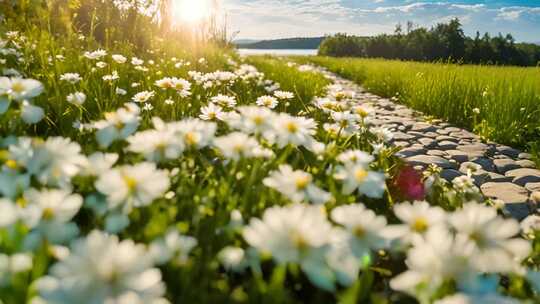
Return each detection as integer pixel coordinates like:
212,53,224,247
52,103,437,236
246,56,330,113
298,56,540,148
2,4,540,303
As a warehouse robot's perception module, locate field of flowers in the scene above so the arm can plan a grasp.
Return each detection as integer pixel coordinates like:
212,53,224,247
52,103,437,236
297,56,540,156
1,2,540,304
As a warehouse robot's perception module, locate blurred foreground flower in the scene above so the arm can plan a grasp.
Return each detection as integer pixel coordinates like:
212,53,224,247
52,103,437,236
392,165,425,201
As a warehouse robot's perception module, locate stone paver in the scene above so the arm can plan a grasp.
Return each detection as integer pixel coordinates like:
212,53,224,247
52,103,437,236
317,67,538,219
481,183,530,219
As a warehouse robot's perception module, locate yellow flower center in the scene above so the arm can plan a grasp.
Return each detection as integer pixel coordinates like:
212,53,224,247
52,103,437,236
356,108,368,117
354,168,368,182
42,207,55,220
123,175,138,192
233,144,244,153
470,231,487,247
411,217,429,233
286,122,298,133
334,92,346,101
253,116,264,125
16,197,27,207
184,132,197,146
11,82,25,93
291,231,308,250
295,175,311,190
5,159,17,170
353,225,365,238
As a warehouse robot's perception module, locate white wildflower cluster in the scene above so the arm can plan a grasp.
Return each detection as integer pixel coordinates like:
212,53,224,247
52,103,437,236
35,230,169,304
389,202,531,300
225,105,325,153
155,76,191,97
237,200,534,300
90,102,141,148
316,84,380,140
189,70,238,89
235,64,264,81
242,203,390,291
0,27,537,304
0,76,45,123
334,149,386,198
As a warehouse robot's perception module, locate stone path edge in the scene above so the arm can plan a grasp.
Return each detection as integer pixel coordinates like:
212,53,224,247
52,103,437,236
316,66,539,219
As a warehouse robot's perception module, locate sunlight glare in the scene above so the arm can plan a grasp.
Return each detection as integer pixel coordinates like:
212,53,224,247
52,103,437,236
171,0,211,24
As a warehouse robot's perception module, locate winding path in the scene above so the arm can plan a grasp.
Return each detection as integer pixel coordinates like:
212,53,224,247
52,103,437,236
318,67,539,219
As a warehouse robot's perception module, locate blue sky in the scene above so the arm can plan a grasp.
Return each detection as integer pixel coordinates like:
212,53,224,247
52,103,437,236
223,0,540,42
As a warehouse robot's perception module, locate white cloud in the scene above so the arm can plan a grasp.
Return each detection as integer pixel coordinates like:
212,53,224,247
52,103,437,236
224,1,540,42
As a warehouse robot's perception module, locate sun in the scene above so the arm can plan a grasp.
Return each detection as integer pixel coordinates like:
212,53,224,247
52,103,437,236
171,0,211,24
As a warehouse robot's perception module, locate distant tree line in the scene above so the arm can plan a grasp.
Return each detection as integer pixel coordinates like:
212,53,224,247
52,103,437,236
237,37,325,49
319,19,540,66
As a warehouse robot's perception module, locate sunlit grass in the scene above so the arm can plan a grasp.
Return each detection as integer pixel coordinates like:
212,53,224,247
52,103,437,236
298,56,540,148
246,56,330,114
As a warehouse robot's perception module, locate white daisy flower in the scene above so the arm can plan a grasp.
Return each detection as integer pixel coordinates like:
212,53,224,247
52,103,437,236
102,71,119,81
95,162,170,213
0,76,44,101
92,103,140,148
59,73,82,84
127,118,185,162
171,118,216,149
256,95,278,109
83,49,107,60
95,61,107,69
111,54,127,63
228,106,275,135
20,101,44,124
218,246,247,272
370,126,394,142
132,90,154,103
269,113,321,151
199,103,225,121
243,203,336,290
10,136,87,188
149,229,198,265
352,104,374,119
334,163,386,198
331,111,360,134
337,150,374,166
131,57,144,66
390,226,476,297
80,152,118,176
383,201,447,244
142,103,154,111
37,230,167,304
115,87,127,95
331,203,389,257
449,202,531,273
211,94,237,108
274,90,294,100
263,164,331,204
22,188,83,244
66,92,86,106
214,132,270,161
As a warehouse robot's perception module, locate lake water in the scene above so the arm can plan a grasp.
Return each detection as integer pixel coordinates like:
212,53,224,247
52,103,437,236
237,49,318,56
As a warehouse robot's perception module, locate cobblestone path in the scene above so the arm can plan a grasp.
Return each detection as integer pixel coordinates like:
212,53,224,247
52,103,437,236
319,67,539,219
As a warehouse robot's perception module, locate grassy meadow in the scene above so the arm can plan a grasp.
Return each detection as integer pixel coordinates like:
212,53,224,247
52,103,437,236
0,1,540,304
298,56,540,149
